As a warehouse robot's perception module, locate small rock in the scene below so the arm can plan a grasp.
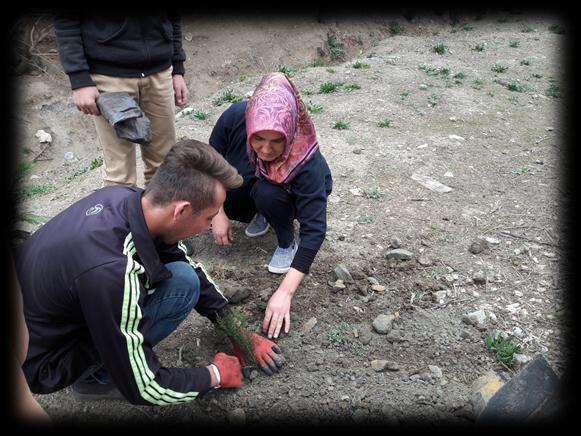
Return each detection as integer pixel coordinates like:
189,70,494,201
302,317,318,334
448,134,465,141
358,327,373,345
390,236,402,248
372,314,396,334
469,238,489,254
222,285,251,304
417,256,433,266
35,129,52,143
462,309,487,327
428,365,443,378
471,371,505,416
371,359,389,372
370,284,386,292
64,151,76,163
227,408,246,425
366,277,380,286
334,264,354,284
513,353,532,367
331,279,346,290
385,248,413,261
473,271,487,285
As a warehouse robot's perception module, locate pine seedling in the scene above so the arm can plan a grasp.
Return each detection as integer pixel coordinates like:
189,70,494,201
215,308,257,366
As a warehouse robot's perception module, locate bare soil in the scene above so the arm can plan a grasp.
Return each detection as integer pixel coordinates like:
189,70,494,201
11,11,570,426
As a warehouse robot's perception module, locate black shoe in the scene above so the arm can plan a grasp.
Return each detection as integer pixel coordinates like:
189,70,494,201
71,378,125,401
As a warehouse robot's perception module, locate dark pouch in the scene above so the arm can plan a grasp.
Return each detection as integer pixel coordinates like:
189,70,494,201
96,92,152,145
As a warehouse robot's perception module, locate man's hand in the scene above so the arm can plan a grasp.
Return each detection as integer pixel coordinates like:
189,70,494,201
72,86,101,115
211,208,233,246
211,352,243,388
232,333,286,376
172,74,189,107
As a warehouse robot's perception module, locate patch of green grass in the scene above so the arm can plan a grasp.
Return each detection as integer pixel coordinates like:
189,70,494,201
360,213,375,224
433,43,448,55
427,94,440,107
89,157,103,170
275,64,294,76
472,78,485,90
19,184,55,199
472,43,485,52
352,61,370,69
514,166,531,175
509,40,520,48
326,32,345,60
67,167,88,180
508,96,520,105
327,322,364,355
332,121,349,130
506,81,527,92
389,21,404,35
520,59,531,66
310,59,325,67
319,81,342,93
486,333,521,368
532,73,543,79
343,84,361,92
419,63,450,78
548,24,565,35
213,89,243,106
18,212,50,225
365,187,384,199
307,101,323,114
377,118,392,128
192,110,211,120
326,68,336,74
492,63,508,73
400,90,411,100
546,82,561,98
462,24,474,31
521,25,535,33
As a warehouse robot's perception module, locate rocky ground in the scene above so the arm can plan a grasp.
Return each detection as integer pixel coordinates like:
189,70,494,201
10,10,571,426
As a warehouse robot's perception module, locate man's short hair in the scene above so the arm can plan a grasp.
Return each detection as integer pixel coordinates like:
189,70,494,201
144,139,243,214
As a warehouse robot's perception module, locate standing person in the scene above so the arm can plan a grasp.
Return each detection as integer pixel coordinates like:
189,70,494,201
13,140,285,405
53,12,190,187
207,73,333,340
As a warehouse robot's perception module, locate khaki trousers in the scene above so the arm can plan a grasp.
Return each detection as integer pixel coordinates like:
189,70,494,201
91,68,176,187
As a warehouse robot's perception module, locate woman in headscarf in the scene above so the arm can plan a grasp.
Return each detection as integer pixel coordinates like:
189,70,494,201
207,72,332,339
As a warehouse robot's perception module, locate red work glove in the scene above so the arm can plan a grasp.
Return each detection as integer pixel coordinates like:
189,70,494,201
232,333,286,376
211,352,243,388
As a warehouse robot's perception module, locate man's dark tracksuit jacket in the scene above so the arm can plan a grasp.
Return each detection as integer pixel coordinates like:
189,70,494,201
53,12,186,90
14,187,230,405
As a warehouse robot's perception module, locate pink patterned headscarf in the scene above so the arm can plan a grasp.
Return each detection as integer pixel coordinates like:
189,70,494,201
245,73,319,185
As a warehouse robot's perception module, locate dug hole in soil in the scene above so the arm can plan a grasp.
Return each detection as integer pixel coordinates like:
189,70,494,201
11,10,570,425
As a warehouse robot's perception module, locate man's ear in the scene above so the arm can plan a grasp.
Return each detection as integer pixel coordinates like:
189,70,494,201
173,201,192,220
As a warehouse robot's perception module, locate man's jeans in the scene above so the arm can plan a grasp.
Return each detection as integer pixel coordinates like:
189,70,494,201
90,261,200,384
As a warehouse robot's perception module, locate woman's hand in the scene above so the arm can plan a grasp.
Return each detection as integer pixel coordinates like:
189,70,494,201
211,207,233,245
262,268,305,338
